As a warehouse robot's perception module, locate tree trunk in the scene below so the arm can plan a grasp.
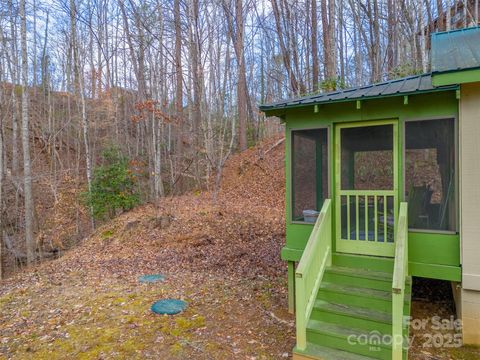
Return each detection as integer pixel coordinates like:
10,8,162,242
33,0,38,89
271,0,302,94
387,0,395,75
235,0,247,151
372,0,380,82
20,0,35,265
174,0,185,192
338,0,345,83
191,0,202,146
476,0,479,25
321,0,336,82
420,0,428,73
71,0,94,229
119,0,146,99
446,0,451,31
436,0,444,31
311,0,319,91
0,76,3,279
188,0,203,188
221,0,248,151
9,0,19,182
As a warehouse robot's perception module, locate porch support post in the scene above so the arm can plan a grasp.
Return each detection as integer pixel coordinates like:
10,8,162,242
288,261,296,314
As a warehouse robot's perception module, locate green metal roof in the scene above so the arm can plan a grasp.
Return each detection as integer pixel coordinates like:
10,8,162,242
259,73,457,112
431,26,480,74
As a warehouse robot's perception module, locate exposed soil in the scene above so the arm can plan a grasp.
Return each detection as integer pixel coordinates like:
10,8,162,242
409,279,480,360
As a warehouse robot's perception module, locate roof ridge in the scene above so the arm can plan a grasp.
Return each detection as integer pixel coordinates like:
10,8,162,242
432,25,480,37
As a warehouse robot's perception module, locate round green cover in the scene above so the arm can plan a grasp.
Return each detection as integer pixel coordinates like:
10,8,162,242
138,274,165,283
151,299,187,315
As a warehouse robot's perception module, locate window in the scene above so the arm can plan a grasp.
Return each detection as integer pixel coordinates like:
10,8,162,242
405,118,456,232
291,128,328,222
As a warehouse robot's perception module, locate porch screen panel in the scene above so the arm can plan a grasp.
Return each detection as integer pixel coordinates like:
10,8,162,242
338,123,396,249
291,129,328,222
405,118,456,231
341,125,394,191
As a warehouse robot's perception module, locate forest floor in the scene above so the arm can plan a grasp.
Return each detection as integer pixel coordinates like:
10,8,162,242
0,136,479,359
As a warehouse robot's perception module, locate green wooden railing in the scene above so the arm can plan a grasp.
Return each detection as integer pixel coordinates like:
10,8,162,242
339,191,395,243
295,199,332,351
392,202,408,360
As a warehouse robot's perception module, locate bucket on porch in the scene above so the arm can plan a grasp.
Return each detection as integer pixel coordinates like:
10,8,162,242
303,210,320,223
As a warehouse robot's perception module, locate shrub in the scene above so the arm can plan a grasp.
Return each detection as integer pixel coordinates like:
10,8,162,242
83,147,140,220
320,77,346,92
388,63,423,80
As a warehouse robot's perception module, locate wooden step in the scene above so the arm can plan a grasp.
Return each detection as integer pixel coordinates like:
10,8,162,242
324,266,397,292
317,282,411,313
296,253,412,360
293,343,377,360
306,320,394,360
311,300,392,334
332,253,394,273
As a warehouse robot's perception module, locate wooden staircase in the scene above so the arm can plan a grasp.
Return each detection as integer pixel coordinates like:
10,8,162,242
293,255,412,360
293,201,411,360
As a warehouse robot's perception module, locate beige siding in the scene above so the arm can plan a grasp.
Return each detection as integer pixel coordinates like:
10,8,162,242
461,289,480,345
460,82,480,291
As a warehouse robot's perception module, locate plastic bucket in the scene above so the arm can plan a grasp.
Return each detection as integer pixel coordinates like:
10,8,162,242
303,210,320,223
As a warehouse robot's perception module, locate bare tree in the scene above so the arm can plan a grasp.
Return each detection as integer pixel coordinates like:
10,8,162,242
270,0,305,94
311,0,320,91
222,0,248,151
174,0,185,191
0,60,3,279
322,0,337,82
387,0,396,74
70,0,94,229
20,0,35,264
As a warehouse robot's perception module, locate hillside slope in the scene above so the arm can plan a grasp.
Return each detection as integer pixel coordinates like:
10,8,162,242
0,136,294,359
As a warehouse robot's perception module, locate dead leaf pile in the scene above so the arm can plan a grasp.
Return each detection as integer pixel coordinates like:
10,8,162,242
0,135,294,359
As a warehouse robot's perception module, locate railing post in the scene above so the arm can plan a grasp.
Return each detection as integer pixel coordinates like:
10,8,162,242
326,202,332,268
295,273,307,350
392,202,408,360
288,261,296,314
392,290,403,360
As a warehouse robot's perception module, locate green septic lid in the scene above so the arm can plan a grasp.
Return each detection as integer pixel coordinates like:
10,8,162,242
138,274,165,283
151,299,187,315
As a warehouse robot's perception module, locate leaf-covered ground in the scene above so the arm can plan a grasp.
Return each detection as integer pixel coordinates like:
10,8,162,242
0,201,295,358
0,137,293,359
0,268,294,359
1,136,479,359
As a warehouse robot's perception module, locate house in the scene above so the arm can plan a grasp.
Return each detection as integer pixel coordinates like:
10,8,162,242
259,27,480,360
424,0,479,34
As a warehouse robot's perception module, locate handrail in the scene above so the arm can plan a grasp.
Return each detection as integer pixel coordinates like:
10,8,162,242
295,199,332,351
392,202,408,360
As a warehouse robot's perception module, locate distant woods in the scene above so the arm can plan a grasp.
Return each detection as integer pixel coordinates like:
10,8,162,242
0,0,478,276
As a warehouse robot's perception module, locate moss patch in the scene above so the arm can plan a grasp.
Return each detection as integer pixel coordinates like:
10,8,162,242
4,281,215,359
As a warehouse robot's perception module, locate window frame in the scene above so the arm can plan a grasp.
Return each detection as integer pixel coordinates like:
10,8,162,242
289,125,331,224
403,115,458,234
